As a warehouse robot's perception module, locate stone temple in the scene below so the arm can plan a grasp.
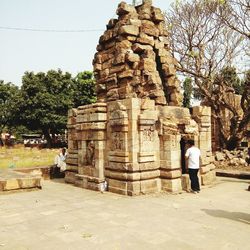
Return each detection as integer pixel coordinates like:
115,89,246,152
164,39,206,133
65,0,216,195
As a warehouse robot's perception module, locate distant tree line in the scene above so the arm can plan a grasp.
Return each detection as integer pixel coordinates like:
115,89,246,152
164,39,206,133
0,70,96,147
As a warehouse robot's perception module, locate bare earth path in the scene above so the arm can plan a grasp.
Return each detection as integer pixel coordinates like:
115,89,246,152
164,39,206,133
0,177,249,250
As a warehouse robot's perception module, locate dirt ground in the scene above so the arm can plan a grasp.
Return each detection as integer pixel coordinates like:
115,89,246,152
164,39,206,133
0,177,249,250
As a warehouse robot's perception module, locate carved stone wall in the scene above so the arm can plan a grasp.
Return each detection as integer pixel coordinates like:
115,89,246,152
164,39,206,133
66,98,215,194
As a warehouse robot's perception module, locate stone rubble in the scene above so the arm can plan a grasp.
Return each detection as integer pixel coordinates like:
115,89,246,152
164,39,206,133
93,0,182,106
215,149,250,169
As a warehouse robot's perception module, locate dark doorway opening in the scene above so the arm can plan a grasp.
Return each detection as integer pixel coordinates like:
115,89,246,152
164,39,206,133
180,137,187,174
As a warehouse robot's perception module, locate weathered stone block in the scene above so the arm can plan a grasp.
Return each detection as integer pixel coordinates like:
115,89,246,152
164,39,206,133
161,178,182,193
137,33,154,46
118,70,134,79
139,162,158,171
132,43,153,53
201,170,216,185
126,53,140,63
107,162,139,172
192,106,211,116
109,155,130,163
140,179,160,194
200,165,210,174
89,113,107,122
200,156,210,166
152,7,164,22
65,171,77,184
113,53,126,65
181,174,190,191
129,19,142,26
79,122,106,131
160,169,181,179
209,163,216,170
162,63,176,76
119,25,139,36
107,178,128,195
99,29,113,43
127,181,141,196
140,20,159,37
80,130,106,141
140,170,160,180
139,58,157,72
109,64,126,74
160,149,181,162
138,154,155,163
215,151,224,161
116,2,136,16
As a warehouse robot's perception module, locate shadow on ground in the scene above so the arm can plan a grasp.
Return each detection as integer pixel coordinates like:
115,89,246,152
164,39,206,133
202,209,250,225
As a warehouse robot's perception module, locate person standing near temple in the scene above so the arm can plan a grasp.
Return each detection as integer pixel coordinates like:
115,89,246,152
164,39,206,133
50,147,67,178
185,139,201,193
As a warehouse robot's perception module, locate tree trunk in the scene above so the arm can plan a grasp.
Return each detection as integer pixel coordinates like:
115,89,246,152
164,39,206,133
215,111,245,150
225,136,242,150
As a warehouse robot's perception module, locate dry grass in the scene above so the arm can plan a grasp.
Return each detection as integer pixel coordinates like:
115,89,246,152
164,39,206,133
0,146,58,169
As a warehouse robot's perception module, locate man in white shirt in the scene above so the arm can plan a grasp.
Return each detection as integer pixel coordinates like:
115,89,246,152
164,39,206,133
54,147,67,172
185,139,201,193
50,148,67,178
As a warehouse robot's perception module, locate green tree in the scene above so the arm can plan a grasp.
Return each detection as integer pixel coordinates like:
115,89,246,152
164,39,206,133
0,80,20,135
19,69,74,147
220,66,243,95
72,71,96,107
182,78,192,108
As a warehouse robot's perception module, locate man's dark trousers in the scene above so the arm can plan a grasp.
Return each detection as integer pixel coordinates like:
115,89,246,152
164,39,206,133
189,168,200,191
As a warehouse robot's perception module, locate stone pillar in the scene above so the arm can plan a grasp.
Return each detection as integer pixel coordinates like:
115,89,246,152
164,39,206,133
105,98,160,195
160,132,182,193
105,100,132,195
74,103,107,191
138,99,160,194
192,106,216,185
65,108,78,183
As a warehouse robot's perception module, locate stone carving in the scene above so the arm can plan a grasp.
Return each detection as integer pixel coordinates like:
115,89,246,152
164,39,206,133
142,128,154,141
85,141,95,166
111,132,124,151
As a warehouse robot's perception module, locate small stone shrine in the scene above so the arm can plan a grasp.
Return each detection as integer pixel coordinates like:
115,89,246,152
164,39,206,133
65,0,216,195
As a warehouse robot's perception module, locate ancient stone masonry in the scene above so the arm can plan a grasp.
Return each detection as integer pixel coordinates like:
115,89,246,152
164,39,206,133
93,0,182,106
66,0,216,195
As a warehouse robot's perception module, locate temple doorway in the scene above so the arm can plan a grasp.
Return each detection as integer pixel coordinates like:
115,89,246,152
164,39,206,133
180,137,187,174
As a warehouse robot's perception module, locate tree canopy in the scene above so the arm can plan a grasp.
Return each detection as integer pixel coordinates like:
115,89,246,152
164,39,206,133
72,71,96,107
14,69,96,147
18,70,74,145
0,80,20,134
167,0,250,149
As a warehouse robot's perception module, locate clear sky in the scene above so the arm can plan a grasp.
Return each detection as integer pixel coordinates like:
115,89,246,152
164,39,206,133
0,0,174,86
